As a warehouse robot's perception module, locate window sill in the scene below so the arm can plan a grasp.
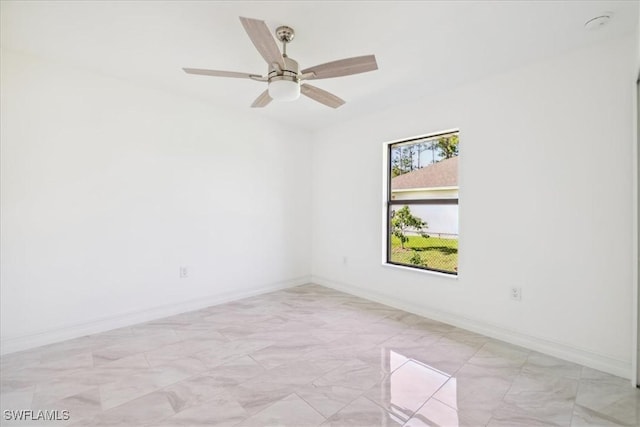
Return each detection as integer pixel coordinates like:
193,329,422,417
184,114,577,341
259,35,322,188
382,262,459,280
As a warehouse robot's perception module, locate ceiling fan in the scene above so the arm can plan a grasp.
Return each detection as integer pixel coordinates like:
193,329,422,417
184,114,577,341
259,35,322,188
183,17,378,109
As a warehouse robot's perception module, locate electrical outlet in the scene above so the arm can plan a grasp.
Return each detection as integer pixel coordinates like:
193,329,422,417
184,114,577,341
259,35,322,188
180,266,188,278
510,287,522,301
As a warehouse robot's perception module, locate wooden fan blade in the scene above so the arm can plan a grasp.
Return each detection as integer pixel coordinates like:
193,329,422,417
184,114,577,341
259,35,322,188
239,17,284,69
301,55,378,80
300,84,345,108
183,68,261,79
251,89,273,108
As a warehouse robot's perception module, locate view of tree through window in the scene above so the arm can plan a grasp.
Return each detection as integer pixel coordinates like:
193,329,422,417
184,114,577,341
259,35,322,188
387,132,459,274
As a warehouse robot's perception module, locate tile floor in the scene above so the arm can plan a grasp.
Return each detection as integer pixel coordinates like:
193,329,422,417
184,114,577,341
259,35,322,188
1,284,638,426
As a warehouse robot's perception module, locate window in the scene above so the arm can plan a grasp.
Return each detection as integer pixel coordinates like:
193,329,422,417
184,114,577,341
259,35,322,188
385,131,459,275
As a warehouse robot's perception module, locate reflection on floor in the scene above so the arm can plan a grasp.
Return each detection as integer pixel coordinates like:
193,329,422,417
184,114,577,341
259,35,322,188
1,284,638,426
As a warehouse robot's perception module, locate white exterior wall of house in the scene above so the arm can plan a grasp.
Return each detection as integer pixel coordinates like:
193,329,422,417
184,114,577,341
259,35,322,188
391,187,459,237
391,204,459,238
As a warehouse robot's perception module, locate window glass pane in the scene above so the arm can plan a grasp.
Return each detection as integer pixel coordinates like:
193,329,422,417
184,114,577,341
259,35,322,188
389,204,458,273
390,134,458,200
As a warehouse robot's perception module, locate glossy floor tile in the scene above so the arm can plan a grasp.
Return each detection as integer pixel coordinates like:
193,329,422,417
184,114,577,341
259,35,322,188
1,284,638,426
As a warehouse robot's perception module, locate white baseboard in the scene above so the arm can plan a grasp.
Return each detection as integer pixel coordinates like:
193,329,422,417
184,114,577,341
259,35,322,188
0,275,310,356
311,274,631,379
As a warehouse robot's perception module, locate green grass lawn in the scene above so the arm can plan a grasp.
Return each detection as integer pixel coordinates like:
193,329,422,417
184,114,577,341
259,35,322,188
390,235,458,273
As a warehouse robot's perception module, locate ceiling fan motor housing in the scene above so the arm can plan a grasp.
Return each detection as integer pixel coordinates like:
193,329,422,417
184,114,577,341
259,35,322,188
268,56,300,101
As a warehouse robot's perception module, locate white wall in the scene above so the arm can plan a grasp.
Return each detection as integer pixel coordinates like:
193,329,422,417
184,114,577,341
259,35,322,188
311,35,636,378
0,50,312,353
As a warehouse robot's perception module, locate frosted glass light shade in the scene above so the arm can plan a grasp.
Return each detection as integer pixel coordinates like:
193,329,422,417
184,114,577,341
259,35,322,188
268,79,300,101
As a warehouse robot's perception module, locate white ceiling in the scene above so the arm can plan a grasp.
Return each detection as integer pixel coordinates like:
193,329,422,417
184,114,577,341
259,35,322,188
1,1,637,131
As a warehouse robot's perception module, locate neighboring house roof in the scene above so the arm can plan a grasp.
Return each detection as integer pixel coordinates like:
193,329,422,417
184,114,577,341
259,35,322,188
391,156,458,190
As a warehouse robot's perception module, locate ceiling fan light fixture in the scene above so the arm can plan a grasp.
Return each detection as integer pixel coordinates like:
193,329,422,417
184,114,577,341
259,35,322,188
268,77,300,101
